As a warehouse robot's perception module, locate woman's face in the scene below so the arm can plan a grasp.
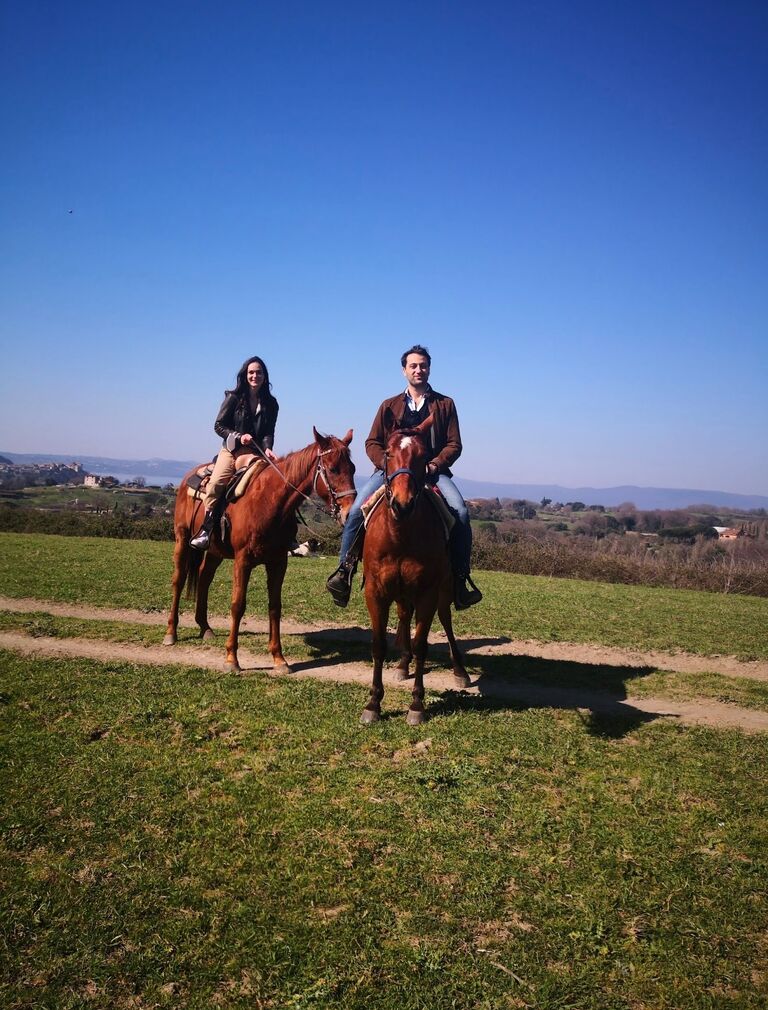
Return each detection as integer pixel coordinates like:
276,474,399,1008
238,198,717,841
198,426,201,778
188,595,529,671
246,361,265,391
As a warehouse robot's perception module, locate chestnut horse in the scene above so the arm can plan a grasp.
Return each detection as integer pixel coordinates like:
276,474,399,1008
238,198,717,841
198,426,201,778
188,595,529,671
361,415,470,725
164,428,355,672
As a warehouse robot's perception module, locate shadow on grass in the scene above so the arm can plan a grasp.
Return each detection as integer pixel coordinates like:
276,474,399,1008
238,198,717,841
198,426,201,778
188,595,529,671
300,627,667,738
456,652,666,737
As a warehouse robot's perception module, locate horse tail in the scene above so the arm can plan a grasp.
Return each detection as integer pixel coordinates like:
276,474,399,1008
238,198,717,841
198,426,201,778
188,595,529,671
185,549,201,602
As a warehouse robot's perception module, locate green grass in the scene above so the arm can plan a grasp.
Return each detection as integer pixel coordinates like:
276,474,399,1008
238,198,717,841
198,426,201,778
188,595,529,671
2,649,767,1009
2,532,768,659
2,608,768,714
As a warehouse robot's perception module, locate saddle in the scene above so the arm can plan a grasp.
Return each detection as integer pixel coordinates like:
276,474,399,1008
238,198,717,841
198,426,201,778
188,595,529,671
186,453,268,503
361,484,456,539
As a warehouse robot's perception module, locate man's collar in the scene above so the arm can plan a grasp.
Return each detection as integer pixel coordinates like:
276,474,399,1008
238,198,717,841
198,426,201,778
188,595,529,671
404,383,432,402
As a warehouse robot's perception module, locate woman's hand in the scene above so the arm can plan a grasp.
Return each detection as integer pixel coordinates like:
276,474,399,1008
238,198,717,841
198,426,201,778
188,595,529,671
264,448,277,462
240,433,253,446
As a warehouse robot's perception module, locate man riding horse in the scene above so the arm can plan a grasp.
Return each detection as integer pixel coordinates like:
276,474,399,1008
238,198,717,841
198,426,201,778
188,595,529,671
326,344,482,611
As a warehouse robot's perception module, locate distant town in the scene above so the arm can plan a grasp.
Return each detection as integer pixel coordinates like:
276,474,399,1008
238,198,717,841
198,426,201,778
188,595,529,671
0,457,169,491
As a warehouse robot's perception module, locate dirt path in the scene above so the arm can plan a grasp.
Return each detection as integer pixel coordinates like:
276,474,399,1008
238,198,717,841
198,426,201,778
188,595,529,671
2,595,767,734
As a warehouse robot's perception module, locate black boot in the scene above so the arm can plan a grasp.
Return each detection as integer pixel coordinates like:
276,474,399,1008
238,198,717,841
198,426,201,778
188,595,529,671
454,574,482,610
326,560,357,607
190,509,215,551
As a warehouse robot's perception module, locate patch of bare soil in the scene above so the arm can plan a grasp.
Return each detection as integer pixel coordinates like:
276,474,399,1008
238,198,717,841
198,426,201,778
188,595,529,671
1,595,767,734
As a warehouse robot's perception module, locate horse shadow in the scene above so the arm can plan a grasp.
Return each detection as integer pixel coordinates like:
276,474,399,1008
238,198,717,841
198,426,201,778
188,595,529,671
294,628,665,739
427,651,663,738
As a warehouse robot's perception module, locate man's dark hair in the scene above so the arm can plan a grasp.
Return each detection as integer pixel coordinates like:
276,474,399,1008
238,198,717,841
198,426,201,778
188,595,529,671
400,344,431,367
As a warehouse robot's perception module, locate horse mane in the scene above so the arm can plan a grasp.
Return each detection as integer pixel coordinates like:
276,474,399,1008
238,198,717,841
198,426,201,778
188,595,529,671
272,441,318,488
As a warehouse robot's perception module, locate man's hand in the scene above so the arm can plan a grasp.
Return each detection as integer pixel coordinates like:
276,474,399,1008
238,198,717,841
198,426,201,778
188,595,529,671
240,433,253,446
426,462,439,484
264,448,277,462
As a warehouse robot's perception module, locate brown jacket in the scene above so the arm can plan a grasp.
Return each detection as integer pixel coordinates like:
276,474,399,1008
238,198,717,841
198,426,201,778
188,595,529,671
365,388,462,477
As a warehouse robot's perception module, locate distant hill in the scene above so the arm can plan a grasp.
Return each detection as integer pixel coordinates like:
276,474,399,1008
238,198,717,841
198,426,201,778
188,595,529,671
1,452,196,480
453,478,768,512
3,451,766,511
0,454,13,465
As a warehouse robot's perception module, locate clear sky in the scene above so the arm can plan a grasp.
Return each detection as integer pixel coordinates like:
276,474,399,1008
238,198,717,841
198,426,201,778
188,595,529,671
1,1,766,494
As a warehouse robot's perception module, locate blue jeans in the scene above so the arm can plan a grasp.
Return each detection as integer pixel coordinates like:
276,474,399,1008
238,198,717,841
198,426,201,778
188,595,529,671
338,471,473,576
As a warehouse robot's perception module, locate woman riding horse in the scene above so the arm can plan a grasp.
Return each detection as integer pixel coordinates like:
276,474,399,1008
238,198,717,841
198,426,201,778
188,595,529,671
191,355,279,551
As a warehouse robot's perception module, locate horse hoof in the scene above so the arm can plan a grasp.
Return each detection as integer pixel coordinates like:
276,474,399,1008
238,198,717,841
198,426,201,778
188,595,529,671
406,709,426,726
274,662,293,675
225,661,241,674
453,674,471,689
201,629,215,642
395,667,411,682
360,709,380,725
162,634,176,646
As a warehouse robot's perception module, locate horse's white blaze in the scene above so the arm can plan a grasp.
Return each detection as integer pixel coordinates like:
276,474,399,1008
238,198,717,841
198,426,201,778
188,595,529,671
399,436,413,449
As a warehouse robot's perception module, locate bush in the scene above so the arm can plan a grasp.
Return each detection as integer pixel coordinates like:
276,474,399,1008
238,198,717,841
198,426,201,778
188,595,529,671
0,506,174,541
470,526,768,596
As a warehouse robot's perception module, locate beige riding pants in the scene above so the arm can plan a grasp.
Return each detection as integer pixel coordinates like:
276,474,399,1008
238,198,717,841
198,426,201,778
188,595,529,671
202,446,238,511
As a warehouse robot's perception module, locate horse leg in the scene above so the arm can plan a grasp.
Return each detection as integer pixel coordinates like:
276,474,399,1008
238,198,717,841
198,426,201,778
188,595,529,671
361,596,389,724
195,551,222,641
225,553,253,673
265,554,291,673
163,533,189,645
438,593,471,689
406,601,437,725
394,601,413,681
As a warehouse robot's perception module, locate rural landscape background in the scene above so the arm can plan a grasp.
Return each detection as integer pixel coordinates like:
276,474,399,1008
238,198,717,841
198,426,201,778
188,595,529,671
3,2,768,1008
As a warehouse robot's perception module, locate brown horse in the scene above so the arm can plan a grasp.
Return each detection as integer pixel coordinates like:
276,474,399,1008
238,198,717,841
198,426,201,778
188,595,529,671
361,415,471,725
164,428,355,672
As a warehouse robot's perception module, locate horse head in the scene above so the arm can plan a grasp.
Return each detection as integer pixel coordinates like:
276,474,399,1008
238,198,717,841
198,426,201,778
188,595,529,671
312,427,356,524
383,414,434,521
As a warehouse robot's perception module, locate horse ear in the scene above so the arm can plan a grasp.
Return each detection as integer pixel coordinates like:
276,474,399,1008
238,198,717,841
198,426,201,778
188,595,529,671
383,407,397,435
414,413,435,436
313,426,330,449
342,428,353,446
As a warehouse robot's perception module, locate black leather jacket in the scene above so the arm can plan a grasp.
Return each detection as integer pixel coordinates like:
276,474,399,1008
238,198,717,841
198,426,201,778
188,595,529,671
213,392,279,451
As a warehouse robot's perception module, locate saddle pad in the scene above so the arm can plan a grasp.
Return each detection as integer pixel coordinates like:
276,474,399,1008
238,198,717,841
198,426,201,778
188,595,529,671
427,485,456,535
361,485,387,525
185,456,267,502
361,483,455,538
186,463,214,501
230,458,267,500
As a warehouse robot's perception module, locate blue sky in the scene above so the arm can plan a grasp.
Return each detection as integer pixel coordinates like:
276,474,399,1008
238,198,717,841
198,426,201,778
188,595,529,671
1,1,766,494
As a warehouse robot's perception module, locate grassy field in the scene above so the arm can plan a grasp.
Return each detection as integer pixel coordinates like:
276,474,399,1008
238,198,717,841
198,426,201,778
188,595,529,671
2,532,768,659
2,532,768,1008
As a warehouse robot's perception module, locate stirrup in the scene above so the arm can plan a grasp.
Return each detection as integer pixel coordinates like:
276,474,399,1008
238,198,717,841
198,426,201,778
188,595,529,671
326,563,355,607
454,574,482,610
190,510,215,551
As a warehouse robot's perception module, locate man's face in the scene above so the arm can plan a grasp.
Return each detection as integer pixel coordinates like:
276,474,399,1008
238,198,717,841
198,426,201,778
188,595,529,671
403,354,430,388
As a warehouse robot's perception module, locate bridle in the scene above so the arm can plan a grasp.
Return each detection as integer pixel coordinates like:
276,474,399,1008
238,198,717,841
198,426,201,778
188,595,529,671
383,446,427,509
312,446,356,523
250,441,355,524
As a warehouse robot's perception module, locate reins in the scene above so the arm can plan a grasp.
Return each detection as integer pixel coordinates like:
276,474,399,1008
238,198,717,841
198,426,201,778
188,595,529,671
251,441,355,523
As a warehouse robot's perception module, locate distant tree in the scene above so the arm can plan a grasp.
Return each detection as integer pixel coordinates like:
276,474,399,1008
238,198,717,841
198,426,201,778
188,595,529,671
132,476,146,488
478,521,498,540
568,501,586,512
638,510,663,533
540,497,552,508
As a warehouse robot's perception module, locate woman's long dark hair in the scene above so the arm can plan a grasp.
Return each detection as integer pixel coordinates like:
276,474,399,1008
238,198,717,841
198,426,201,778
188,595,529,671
228,356,277,406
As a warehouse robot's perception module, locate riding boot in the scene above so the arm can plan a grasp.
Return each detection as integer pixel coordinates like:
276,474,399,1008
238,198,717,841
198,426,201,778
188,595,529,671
325,559,357,607
190,509,216,551
454,574,483,610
